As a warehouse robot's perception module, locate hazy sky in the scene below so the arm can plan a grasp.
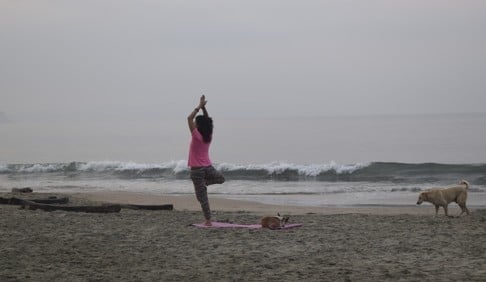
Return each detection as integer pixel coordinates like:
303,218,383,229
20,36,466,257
1,0,486,121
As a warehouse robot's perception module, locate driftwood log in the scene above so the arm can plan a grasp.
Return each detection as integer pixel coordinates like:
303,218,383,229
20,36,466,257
0,196,69,205
0,197,27,205
1,196,172,213
31,197,69,204
20,200,121,213
30,197,69,204
120,204,173,210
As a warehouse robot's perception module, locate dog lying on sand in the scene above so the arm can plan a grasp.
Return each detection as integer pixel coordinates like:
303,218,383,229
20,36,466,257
416,180,470,217
261,213,289,229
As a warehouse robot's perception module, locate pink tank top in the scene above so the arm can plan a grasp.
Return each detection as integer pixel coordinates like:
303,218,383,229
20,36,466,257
188,128,212,167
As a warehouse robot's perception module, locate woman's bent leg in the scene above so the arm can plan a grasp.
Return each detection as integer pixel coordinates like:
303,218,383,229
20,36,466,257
205,166,225,186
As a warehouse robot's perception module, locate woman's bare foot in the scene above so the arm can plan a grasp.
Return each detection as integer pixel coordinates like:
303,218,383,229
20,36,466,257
204,220,212,226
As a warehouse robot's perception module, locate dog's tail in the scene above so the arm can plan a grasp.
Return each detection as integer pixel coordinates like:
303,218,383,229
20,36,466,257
460,179,470,189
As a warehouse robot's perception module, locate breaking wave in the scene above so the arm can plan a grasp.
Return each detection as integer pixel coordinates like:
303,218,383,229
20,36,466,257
1,161,486,184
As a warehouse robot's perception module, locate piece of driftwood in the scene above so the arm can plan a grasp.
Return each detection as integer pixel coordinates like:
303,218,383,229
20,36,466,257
0,197,25,205
0,196,69,205
120,204,173,210
20,200,121,213
11,187,33,193
1,197,170,213
32,196,70,204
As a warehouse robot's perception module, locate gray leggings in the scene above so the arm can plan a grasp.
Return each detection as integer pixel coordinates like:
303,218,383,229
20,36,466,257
190,166,225,220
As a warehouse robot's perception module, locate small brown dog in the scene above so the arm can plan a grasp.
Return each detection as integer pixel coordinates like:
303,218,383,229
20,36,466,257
261,213,289,229
416,179,470,217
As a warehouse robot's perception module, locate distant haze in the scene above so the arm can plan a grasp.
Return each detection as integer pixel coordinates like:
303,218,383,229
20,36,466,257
1,1,486,164
0,112,10,123
1,0,486,122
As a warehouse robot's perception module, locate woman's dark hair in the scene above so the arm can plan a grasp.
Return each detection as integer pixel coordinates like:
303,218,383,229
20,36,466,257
195,115,213,143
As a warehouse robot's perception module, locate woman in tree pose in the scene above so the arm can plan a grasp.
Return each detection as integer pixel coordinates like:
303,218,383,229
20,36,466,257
187,95,225,226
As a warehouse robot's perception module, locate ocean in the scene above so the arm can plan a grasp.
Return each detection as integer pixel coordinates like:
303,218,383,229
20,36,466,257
1,114,485,207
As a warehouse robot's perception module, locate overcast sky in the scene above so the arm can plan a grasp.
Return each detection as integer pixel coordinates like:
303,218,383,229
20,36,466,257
1,0,485,122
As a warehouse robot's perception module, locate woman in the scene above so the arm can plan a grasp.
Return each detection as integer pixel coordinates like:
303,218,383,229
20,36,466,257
187,95,225,226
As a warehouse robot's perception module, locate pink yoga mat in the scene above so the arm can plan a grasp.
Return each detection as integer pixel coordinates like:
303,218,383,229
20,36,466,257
192,221,303,229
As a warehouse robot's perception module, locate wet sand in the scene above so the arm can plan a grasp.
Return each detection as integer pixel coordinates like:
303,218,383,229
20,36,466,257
77,191,446,215
1,192,485,281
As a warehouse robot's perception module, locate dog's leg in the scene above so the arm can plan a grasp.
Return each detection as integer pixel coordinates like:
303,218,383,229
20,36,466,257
458,203,470,216
458,208,465,217
443,205,452,217
458,203,465,216
434,205,439,216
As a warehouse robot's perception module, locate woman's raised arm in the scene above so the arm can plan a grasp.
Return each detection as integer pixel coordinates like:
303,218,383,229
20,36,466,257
187,95,207,133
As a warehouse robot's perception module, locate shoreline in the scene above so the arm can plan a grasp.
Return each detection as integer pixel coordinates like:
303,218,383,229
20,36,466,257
1,190,476,216
73,191,467,216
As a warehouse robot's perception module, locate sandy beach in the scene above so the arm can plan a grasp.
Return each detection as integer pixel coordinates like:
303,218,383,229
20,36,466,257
1,191,485,281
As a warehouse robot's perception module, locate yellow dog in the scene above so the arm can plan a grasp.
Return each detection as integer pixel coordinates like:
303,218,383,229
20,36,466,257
417,180,470,217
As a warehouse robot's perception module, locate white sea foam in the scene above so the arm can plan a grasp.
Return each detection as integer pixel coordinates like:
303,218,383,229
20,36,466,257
70,160,370,176
77,161,121,171
75,160,189,173
165,160,189,173
17,163,63,173
0,164,9,173
216,161,370,176
55,160,371,175
78,161,161,172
